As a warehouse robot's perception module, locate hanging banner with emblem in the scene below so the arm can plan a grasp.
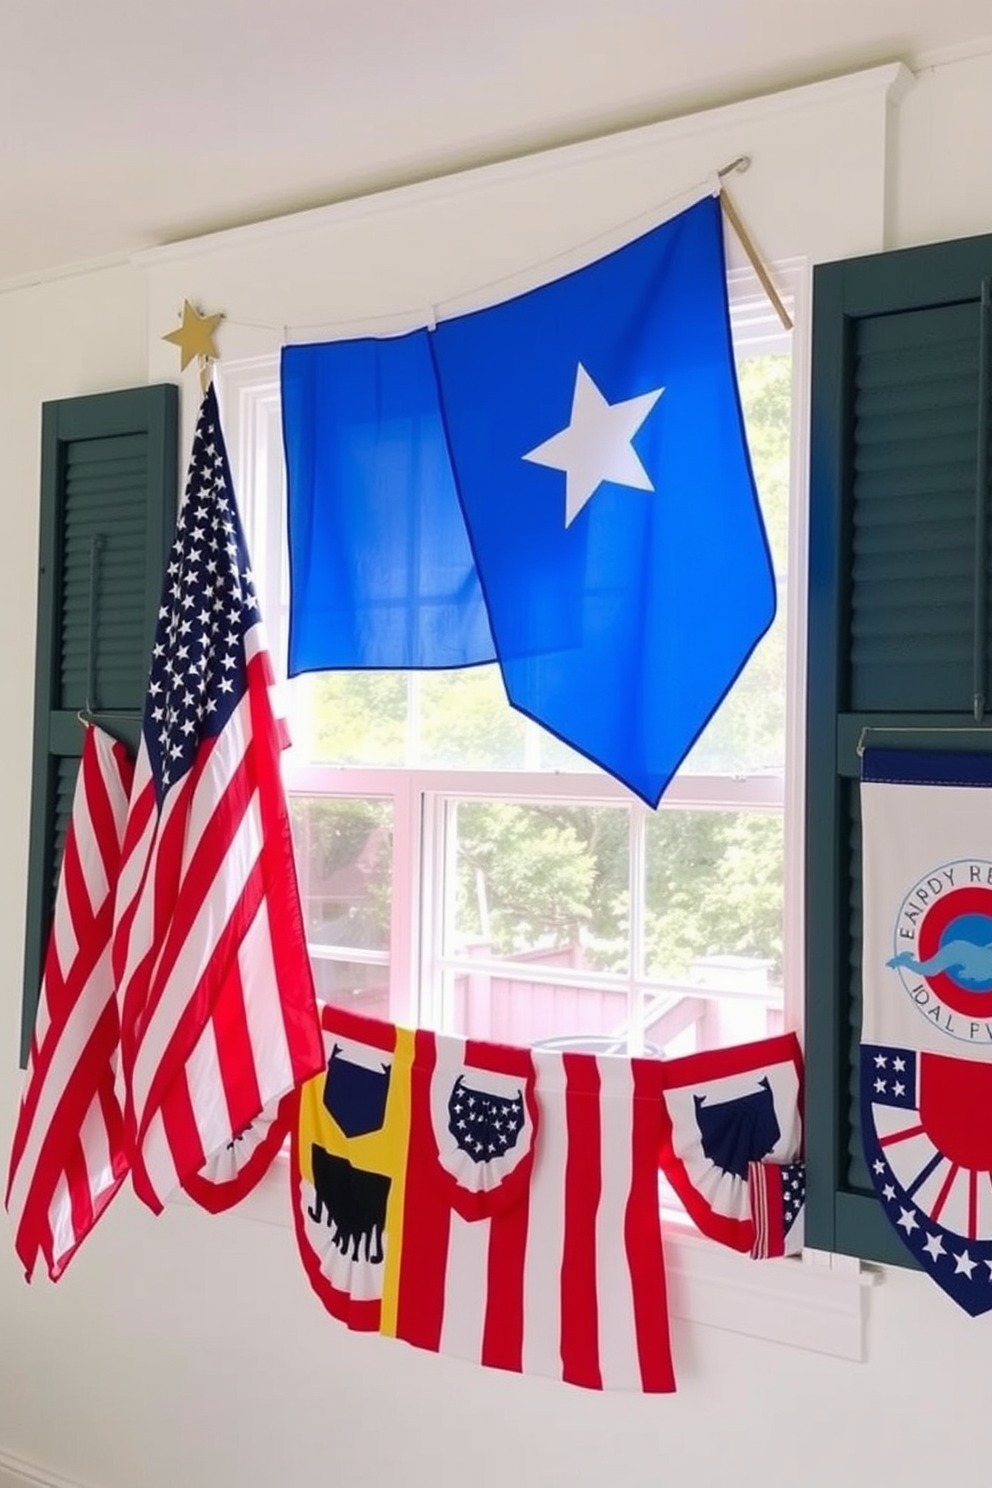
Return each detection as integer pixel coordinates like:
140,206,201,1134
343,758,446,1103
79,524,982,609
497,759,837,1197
861,748,992,1315
291,1003,675,1392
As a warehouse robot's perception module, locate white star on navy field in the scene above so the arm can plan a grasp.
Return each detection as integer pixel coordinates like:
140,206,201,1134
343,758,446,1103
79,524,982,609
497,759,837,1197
448,1079,526,1164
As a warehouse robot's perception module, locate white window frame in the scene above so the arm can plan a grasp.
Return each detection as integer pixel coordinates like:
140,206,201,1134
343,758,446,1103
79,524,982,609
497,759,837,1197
206,258,874,1360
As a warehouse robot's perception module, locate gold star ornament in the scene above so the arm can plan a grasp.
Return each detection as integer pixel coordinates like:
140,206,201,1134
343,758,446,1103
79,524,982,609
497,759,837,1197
162,300,224,371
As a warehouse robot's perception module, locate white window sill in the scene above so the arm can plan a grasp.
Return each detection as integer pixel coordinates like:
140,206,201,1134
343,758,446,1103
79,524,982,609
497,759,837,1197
661,1215,877,1361
172,1158,877,1364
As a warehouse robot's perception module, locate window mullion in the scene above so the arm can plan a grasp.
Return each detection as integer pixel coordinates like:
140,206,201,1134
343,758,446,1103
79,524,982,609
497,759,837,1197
627,804,646,1053
415,782,449,1030
782,263,811,1037
389,773,421,1028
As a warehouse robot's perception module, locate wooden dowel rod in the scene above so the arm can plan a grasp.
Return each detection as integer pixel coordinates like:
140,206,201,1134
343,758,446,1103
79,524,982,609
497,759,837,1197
720,188,793,333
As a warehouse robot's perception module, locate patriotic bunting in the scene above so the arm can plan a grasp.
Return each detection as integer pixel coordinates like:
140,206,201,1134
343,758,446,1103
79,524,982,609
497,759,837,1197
292,1003,675,1392
659,1032,803,1253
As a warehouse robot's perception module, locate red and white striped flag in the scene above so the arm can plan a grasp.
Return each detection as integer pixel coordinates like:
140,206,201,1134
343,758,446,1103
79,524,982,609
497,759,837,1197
111,384,323,1211
6,725,133,1281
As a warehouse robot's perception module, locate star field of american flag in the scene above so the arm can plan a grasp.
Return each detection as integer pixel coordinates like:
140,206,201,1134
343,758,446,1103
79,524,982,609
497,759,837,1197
145,384,260,801
779,1161,805,1234
448,1075,525,1165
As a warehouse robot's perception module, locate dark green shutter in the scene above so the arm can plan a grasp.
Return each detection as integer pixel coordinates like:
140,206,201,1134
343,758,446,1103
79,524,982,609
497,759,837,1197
21,385,178,1065
806,233,992,1264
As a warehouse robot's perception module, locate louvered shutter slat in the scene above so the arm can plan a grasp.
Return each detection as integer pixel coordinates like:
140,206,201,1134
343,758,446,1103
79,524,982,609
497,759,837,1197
850,305,982,713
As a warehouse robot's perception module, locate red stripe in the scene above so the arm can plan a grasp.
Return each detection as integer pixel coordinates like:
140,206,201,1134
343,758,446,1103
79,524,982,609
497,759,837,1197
765,1168,786,1257
46,1087,128,1282
463,1038,533,1078
11,731,127,1169
212,954,263,1139
12,914,118,1175
930,1162,960,1224
879,1123,927,1148
12,997,121,1278
129,735,250,1055
133,1073,205,1213
97,1081,128,1188
161,1073,206,1184
625,1061,675,1391
751,1167,770,1257
662,1031,803,1090
394,1030,451,1352
5,727,132,1282
83,731,133,888
248,657,320,1085
559,1053,602,1390
111,774,157,988
320,1002,396,1051
116,766,156,879
480,1182,529,1373
59,821,90,966
11,902,116,1164
12,1214,45,1283
757,1169,772,1256
135,855,266,1157
64,1134,95,1256
118,792,194,1136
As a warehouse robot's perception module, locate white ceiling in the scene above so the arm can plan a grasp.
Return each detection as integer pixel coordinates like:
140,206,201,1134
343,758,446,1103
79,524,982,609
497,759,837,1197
2,0,991,285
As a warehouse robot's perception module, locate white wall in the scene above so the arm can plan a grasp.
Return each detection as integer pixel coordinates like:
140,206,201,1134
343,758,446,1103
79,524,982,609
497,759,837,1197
2,54,992,1488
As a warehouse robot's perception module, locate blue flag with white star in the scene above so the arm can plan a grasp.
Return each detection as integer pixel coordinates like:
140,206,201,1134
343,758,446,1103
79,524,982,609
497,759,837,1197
281,193,775,805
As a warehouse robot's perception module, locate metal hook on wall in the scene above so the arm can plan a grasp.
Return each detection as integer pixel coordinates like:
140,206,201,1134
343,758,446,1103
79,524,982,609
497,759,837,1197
76,534,142,732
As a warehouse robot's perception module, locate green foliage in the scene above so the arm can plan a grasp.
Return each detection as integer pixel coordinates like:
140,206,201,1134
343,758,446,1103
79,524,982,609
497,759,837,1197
452,802,782,980
454,803,608,951
737,353,791,566
683,352,791,775
644,811,783,979
419,669,526,768
308,672,407,765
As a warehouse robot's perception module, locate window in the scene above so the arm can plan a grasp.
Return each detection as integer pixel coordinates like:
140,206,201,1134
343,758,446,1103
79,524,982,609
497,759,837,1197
805,229,992,1266
225,265,805,1224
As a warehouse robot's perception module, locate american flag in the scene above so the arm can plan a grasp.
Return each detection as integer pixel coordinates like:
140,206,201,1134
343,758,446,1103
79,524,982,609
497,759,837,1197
111,383,323,1211
748,1159,806,1259
6,725,133,1280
